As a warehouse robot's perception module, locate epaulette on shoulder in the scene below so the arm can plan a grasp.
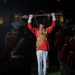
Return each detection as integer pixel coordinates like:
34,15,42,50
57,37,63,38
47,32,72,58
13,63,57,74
5,32,14,40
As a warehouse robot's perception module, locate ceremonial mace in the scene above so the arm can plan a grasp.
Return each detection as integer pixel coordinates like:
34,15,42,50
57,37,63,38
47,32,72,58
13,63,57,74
22,13,63,19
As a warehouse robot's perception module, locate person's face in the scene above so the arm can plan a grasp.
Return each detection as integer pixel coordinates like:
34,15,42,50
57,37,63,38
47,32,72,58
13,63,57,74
39,24,44,29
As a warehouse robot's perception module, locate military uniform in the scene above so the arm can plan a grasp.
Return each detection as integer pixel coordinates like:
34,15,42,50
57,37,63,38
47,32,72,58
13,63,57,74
0,21,32,75
54,26,73,75
27,11,56,75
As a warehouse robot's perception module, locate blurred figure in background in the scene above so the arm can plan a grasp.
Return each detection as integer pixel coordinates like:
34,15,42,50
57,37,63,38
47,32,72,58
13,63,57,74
0,20,32,75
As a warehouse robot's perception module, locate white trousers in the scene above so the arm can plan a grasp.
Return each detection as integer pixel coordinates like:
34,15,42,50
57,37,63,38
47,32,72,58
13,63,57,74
36,50,48,75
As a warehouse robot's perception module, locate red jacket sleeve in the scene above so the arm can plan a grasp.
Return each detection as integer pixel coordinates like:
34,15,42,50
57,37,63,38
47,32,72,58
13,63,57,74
28,23,35,34
47,21,56,34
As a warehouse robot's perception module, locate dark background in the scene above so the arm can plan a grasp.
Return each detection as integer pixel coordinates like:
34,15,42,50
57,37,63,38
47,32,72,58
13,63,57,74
0,0,75,63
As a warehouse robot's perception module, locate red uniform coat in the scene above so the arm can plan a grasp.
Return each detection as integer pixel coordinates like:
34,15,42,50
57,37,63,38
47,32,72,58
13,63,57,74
60,43,70,62
54,27,73,61
28,21,56,51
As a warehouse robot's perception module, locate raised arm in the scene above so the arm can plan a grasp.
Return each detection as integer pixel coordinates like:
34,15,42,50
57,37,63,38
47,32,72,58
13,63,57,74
27,15,35,33
47,13,56,34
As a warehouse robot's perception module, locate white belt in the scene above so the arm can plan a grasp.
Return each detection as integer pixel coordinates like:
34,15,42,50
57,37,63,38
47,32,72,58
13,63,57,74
11,55,24,58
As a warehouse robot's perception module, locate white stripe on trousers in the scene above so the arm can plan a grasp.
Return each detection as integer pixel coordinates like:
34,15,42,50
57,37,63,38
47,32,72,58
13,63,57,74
36,50,48,75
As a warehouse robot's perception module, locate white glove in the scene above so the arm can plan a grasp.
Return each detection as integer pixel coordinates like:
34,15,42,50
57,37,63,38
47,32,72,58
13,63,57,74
51,13,56,21
28,15,33,23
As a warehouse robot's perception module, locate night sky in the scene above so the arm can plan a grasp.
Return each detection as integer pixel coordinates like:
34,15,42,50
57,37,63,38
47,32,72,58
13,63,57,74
0,0,74,13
